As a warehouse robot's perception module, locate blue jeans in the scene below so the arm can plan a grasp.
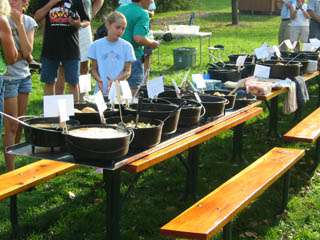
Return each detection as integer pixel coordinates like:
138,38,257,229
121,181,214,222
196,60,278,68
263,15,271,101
40,57,80,85
3,76,32,98
128,59,144,88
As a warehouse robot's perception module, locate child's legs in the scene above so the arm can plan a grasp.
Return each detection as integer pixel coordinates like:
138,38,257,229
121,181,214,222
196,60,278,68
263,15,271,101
127,60,144,95
290,26,300,51
55,65,65,95
15,76,32,143
40,57,60,95
300,26,309,44
62,59,80,102
3,79,19,171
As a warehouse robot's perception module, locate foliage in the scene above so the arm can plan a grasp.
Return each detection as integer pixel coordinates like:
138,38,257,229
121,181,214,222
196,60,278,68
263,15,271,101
155,0,197,12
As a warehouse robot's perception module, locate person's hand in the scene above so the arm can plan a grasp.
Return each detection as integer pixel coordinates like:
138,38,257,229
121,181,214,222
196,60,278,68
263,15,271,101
69,14,81,28
97,79,103,92
11,8,23,26
149,40,160,49
26,54,33,63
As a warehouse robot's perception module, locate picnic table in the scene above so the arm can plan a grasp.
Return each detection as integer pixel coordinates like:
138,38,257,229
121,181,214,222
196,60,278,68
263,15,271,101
152,30,212,65
257,71,320,138
8,102,262,240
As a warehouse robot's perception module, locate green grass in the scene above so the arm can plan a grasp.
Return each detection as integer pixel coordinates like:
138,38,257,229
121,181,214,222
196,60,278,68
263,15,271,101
1,0,320,239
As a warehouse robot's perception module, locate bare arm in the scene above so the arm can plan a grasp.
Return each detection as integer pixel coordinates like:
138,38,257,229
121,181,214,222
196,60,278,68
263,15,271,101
308,9,320,22
90,59,103,91
34,0,60,23
0,16,18,64
11,10,35,59
115,62,131,81
92,0,104,18
133,35,159,49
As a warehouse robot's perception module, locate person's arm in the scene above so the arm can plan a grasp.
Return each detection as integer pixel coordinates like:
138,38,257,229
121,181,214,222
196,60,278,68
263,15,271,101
0,16,18,64
115,62,131,81
92,0,104,18
133,35,159,49
307,0,320,22
34,0,60,23
11,11,35,60
90,59,103,91
302,5,310,19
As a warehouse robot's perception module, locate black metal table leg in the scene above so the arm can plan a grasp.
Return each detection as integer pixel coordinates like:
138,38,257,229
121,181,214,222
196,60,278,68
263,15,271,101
318,80,320,106
104,169,121,240
184,146,200,201
315,139,320,168
223,222,233,240
268,96,281,139
230,123,248,166
10,195,18,238
281,171,291,213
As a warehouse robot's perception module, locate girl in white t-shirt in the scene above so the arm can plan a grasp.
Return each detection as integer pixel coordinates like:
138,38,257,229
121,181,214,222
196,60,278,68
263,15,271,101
290,0,310,50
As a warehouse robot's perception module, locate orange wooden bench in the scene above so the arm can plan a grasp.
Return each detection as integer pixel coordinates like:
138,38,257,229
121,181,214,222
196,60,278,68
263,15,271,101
0,160,77,237
283,107,320,167
160,147,305,240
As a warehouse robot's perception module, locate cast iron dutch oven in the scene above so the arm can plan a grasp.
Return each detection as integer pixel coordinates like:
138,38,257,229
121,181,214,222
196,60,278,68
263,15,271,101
205,89,236,110
233,91,257,110
228,54,256,63
207,67,241,82
259,60,301,79
23,117,80,147
183,94,229,118
126,103,181,135
105,116,163,150
160,98,206,127
73,103,100,124
64,124,133,161
210,62,255,78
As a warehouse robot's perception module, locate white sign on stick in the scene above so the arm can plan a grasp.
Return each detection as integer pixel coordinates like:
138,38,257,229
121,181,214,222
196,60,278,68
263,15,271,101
120,80,132,100
284,39,294,50
309,38,320,49
79,74,92,93
192,74,206,89
253,64,271,79
254,45,269,59
147,76,164,98
94,90,108,115
57,99,69,122
43,95,74,118
236,55,247,67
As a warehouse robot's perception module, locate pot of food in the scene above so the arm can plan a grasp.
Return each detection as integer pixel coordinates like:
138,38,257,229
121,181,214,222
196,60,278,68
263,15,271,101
205,90,236,110
161,98,205,127
127,103,181,135
207,67,241,82
259,60,301,79
228,54,256,64
65,124,133,161
210,62,255,78
23,117,80,147
73,103,100,124
106,116,163,150
233,91,257,109
183,94,228,118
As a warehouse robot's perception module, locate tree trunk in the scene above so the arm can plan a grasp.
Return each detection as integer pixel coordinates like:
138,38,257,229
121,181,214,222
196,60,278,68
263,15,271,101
231,0,239,25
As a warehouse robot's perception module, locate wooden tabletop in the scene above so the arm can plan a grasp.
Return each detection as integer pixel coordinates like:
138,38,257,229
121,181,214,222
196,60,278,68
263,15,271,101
257,71,319,101
124,107,263,173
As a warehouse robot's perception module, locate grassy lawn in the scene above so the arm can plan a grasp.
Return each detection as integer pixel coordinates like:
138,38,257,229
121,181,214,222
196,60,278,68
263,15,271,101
1,0,320,239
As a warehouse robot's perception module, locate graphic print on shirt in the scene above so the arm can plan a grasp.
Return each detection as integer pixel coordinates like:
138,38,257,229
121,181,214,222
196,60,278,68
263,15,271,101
49,0,75,27
102,50,123,79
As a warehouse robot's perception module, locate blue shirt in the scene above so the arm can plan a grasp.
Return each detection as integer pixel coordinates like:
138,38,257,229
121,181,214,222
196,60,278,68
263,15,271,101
281,0,296,19
308,0,320,16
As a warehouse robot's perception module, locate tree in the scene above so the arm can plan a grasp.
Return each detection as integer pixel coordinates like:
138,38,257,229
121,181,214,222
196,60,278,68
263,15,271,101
231,0,239,25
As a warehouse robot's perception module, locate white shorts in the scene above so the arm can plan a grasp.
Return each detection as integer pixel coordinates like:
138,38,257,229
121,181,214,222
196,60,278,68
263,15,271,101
79,25,93,62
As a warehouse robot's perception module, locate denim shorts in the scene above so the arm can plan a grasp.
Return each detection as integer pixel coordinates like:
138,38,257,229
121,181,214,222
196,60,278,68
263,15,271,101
40,57,80,85
128,60,144,88
3,76,32,98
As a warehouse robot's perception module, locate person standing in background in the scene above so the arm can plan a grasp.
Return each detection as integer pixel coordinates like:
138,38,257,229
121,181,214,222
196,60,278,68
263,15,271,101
279,0,296,51
307,0,320,39
290,0,310,51
117,0,159,94
55,0,104,98
0,0,18,130
3,0,37,171
34,0,90,102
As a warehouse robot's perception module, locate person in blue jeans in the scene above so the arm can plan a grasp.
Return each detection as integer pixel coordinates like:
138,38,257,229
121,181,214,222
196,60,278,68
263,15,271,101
34,0,90,102
3,0,37,171
117,0,159,94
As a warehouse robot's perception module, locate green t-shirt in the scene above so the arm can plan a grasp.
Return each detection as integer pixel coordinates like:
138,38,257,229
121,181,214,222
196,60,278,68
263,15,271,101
117,3,150,59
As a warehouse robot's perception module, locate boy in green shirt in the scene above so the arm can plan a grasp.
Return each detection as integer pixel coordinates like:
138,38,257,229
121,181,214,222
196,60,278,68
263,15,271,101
117,0,159,93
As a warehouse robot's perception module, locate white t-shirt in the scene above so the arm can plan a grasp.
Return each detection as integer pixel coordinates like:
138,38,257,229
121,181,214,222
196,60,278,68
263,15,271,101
291,3,310,27
88,37,136,95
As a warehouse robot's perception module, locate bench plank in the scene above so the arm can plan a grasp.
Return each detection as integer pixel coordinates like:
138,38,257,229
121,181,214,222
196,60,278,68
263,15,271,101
124,107,262,173
283,107,320,143
0,160,77,201
160,147,305,240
